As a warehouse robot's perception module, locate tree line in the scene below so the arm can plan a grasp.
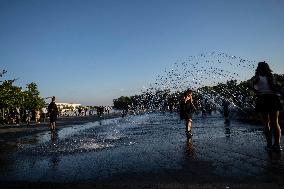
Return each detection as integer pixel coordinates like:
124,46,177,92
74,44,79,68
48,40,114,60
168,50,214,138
0,69,45,124
113,74,284,118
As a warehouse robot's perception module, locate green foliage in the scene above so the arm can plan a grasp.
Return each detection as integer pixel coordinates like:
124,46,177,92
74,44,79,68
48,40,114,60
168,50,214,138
0,70,45,111
0,80,23,109
112,74,284,113
23,82,45,110
113,96,131,110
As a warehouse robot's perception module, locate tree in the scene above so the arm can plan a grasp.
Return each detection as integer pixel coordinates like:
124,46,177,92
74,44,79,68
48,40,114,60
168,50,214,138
113,96,131,110
23,82,45,111
0,80,23,109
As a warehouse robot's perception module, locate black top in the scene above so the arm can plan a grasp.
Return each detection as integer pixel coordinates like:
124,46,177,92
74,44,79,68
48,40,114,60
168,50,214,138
180,100,195,120
48,102,58,116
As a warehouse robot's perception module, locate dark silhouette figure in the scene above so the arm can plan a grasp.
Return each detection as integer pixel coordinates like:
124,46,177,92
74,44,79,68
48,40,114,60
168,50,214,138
122,104,128,118
224,119,231,137
180,89,197,137
48,96,58,131
249,62,282,152
222,99,230,122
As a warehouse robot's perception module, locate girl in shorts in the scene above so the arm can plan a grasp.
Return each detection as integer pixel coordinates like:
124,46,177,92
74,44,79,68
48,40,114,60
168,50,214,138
250,62,282,151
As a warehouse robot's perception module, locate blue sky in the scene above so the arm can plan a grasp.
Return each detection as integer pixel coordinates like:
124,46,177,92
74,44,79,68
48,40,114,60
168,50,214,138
1,0,284,105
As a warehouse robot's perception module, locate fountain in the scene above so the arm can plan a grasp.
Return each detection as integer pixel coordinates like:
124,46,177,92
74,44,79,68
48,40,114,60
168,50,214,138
1,52,284,185
130,52,260,119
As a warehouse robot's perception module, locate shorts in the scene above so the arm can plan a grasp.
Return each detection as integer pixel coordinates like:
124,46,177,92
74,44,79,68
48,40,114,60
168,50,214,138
184,112,193,120
49,112,57,123
255,94,282,112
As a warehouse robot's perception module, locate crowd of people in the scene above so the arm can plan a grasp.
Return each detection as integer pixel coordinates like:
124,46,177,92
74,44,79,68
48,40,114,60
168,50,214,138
0,100,113,128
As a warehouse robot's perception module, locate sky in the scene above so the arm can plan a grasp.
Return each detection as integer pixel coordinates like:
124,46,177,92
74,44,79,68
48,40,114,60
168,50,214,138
1,0,284,106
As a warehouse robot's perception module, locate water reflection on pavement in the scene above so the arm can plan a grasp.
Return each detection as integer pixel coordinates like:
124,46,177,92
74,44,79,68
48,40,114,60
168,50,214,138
0,112,283,187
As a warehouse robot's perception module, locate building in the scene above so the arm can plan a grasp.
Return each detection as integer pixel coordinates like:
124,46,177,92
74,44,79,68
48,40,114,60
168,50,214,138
55,102,81,111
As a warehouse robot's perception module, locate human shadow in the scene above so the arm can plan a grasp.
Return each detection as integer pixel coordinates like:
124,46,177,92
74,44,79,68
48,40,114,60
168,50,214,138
224,119,231,138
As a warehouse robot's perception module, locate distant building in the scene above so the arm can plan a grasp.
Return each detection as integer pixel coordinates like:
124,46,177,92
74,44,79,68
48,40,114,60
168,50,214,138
55,103,81,111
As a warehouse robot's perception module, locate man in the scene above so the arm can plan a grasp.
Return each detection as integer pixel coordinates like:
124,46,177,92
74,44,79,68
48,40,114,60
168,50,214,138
48,96,58,131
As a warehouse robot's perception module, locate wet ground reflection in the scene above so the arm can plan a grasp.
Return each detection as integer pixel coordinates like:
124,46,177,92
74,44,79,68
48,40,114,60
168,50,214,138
0,112,283,184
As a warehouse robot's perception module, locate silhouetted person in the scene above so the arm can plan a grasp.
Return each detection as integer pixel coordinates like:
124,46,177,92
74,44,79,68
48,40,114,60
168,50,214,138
249,62,282,151
201,106,207,118
224,119,231,137
26,110,32,126
122,104,128,118
41,107,47,123
222,99,230,123
48,96,58,131
15,107,21,125
180,89,197,137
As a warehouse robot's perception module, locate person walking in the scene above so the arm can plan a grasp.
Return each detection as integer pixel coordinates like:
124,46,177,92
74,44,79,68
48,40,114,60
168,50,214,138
25,109,32,126
180,89,197,137
48,96,58,131
249,61,282,151
41,106,47,123
35,110,41,123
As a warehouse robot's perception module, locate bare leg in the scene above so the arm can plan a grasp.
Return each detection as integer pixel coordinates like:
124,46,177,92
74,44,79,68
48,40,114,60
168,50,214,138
187,118,192,133
185,120,188,132
50,122,55,130
259,113,272,147
185,118,193,138
269,111,281,146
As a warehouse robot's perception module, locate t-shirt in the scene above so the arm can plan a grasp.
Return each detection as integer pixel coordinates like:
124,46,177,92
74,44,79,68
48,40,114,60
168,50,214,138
48,102,58,116
254,76,273,94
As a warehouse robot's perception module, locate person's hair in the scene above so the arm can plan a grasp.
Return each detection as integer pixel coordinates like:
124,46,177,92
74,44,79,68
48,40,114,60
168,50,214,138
255,61,275,89
183,89,193,97
255,61,272,76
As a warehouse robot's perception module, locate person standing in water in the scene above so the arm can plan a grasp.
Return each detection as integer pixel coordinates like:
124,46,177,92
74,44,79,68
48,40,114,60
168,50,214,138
222,99,230,123
180,89,197,137
249,62,282,151
48,96,58,131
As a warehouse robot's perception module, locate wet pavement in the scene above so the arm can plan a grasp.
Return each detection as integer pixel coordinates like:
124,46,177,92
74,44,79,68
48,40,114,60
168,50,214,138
0,112,284,188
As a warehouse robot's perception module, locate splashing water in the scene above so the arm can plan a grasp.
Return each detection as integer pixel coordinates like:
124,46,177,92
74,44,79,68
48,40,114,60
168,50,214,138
150,52,256,92
139,52,258,114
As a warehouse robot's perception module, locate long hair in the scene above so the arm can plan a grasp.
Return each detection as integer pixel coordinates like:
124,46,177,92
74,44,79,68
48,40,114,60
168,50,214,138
185,89,193,96
180,89,193,103
255,61,275,89
255,62,272,76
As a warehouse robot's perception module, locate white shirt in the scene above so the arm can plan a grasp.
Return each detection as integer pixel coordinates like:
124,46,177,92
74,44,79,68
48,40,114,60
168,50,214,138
254,76,273,94
42,107,48,113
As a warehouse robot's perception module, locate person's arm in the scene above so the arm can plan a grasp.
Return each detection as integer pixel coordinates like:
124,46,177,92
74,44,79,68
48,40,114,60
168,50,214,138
272,75,282,93
191,101,197,112
47,104,51,115
55,104,59,115
247,76,258,93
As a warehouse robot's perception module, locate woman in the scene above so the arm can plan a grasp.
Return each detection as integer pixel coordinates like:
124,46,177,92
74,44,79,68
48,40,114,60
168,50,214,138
180,89,196,137
250,62,282,151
